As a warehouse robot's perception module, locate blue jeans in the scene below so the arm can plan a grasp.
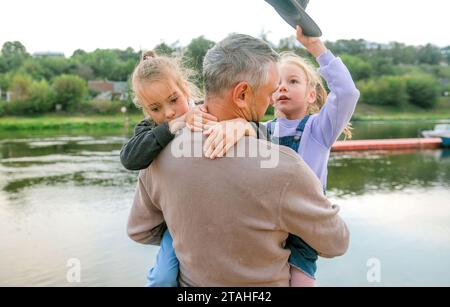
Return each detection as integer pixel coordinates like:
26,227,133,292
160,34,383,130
146,231,318,284
287,234,318,279
146,229,179,287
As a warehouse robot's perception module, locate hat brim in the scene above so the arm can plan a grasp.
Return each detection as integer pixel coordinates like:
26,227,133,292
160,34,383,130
265,0,322,37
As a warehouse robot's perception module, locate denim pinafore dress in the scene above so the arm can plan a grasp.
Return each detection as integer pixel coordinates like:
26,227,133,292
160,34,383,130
267,115,319,279
267,115,310,152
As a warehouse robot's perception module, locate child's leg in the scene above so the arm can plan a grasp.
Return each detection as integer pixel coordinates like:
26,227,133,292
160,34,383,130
290,266,315,287
146,229,180,287
286,234,318,288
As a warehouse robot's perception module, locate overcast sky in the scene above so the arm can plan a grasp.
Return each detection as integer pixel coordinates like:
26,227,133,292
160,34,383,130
1,0,449,57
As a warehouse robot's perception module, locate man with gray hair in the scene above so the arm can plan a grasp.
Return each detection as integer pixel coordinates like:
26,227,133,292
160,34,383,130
128,34,349,286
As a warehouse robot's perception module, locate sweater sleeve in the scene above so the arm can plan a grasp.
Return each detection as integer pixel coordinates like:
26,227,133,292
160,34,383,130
279,160,350,258
120,119,175,171
127,171,166,245
310,50,360,148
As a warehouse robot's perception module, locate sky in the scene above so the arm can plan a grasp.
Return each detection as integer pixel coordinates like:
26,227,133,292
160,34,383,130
1,0,449,57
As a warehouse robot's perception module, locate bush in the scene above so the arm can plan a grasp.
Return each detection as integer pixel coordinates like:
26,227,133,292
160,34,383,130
29,80,54,113
0,102,5,116
340,54,372,81
265,105,275,116
6,77,55,115
358,76,408,107
405,74,439,109
52,74,87,111
9,74,33,102
78,99,122,115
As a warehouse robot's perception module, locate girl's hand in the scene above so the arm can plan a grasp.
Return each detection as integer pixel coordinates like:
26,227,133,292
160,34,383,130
296,25,327,58
168,115,187,134
203,118,256,160
185,105,218,132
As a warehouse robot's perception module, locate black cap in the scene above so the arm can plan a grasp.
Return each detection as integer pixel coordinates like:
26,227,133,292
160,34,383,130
265,0,322,37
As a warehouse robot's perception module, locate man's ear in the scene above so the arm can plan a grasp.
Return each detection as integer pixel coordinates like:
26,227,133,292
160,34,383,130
232,82,253,108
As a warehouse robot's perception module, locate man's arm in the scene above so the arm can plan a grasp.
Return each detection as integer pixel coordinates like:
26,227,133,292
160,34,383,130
120,119,175,171
279,160,349,258
127,171,166,245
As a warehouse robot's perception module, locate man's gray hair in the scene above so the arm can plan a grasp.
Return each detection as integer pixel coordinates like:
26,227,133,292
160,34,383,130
203,34,280,96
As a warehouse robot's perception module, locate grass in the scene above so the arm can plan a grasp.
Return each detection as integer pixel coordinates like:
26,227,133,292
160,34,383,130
351,97,450,121
1,97,449,131
0,114,144,131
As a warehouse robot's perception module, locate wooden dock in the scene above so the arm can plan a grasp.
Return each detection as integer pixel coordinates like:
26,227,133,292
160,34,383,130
332,138,443,152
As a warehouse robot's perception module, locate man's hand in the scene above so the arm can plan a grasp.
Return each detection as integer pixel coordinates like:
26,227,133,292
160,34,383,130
185,105,218,132
296,25,327,58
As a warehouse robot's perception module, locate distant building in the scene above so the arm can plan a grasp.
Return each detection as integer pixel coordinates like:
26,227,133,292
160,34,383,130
33,51,65,58
0,88,11,102
88,81,128,101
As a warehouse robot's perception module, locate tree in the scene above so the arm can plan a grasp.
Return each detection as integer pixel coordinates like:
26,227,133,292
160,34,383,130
340,54,372,81
405,74,439,109
184,36,215,87
52,75,87,111
5,75,55,115
0,41,30,72
277,36,298,52
418,44,442,65
20,56,72,81
383,42,418,65
442,46,450,64
154,42,178,56
9,74,33,102
185,36,215,71
358,76,408,107
368,56,396,77
28,80,54,113
326,39,368,56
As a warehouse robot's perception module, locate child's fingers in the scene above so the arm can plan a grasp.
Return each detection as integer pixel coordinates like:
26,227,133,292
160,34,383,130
198,121,218,130
204,137,218,158
192,121,206,131
200,112,218,122
202,124,217,131
194,111,218,123
203,128,213,136
210,140,225,160
187,122,202,132
206,131,224,158
205,120,218,126
217,142,234,158
203,129,219,153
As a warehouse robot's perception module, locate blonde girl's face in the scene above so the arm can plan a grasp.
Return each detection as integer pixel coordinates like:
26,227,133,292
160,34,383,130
272,63,316,119
138,79,190,124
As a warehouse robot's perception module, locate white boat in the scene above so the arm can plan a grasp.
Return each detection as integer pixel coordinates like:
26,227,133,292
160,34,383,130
421,124,450,138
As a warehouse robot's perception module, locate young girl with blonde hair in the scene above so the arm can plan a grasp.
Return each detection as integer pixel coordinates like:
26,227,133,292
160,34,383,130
121,50,217,286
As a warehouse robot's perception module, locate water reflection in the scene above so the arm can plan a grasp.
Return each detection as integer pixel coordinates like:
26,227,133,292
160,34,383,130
1,126,450,286
328,149,450,197
347,119,450,140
